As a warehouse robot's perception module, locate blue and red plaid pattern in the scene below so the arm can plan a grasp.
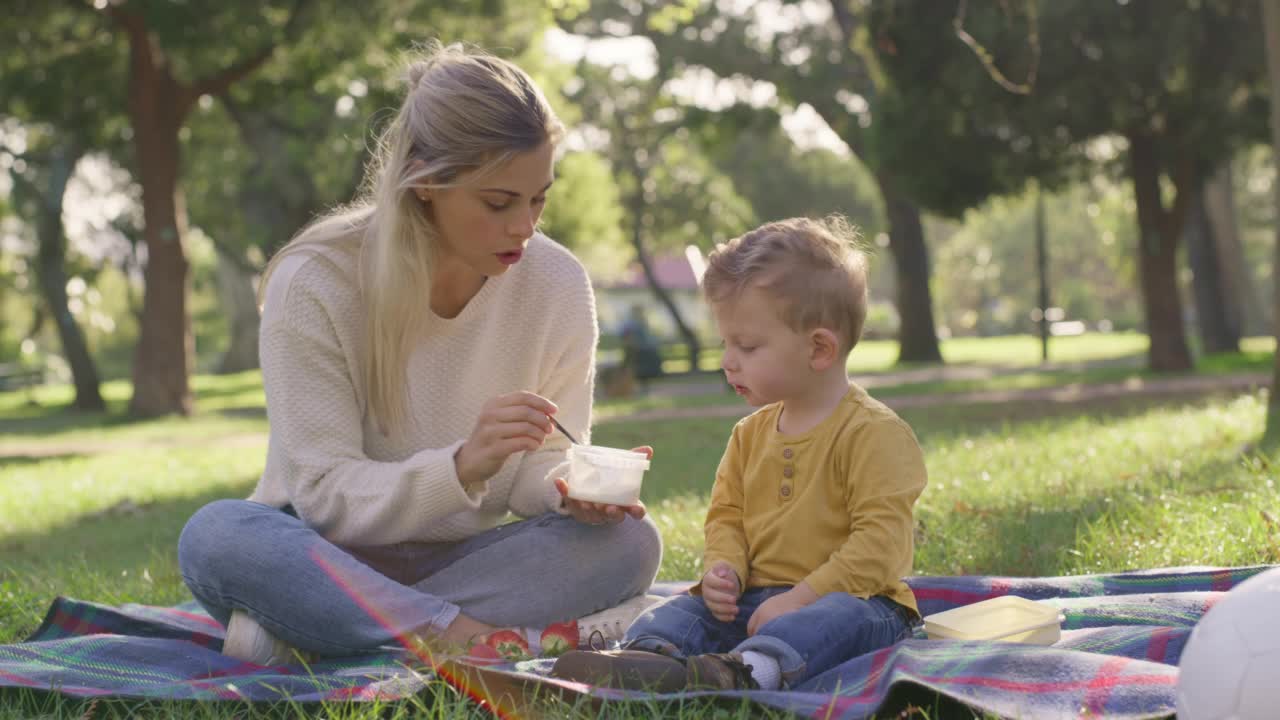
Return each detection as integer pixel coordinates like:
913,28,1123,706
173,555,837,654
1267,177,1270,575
0,564,1272,717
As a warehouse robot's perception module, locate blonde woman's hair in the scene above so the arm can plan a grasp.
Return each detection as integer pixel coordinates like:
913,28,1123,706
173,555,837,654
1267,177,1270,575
258,41,564,435
702,215,869,355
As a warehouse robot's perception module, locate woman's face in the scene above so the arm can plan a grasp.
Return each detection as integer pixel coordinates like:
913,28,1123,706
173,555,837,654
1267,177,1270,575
425,141,555,277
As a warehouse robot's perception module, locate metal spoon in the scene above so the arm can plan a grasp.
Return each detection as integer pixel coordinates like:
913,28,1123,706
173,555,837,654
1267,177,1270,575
549,415,580,445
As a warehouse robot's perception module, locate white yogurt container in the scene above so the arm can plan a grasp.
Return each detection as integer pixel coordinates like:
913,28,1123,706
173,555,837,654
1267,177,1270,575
566,445,650,506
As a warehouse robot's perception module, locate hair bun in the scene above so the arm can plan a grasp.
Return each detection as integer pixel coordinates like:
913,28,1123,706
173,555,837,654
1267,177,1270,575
405,42,469,89
407,62,430,87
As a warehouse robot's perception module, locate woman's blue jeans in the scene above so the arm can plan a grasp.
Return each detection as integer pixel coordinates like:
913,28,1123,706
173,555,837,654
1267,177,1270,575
178,499,662,656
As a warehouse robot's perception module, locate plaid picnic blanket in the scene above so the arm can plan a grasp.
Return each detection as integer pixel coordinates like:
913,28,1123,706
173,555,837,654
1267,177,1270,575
0,564,1272,717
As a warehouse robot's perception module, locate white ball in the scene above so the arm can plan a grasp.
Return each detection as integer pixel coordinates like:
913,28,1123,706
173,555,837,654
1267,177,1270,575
1177,567,1280,720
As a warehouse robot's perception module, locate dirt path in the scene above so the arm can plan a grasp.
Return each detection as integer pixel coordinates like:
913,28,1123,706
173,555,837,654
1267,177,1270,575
646,359,1149,397
596,371,1272,425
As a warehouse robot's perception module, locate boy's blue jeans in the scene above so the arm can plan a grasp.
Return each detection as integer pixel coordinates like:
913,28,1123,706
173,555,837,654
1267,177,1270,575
625,587,913,687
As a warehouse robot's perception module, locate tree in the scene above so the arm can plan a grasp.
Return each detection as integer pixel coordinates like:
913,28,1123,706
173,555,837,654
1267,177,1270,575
1185,178,1239,354
869,0,1268,371
706,123,899,328
565,60,756,368
182,87,360,374
1260,0,1280,451
564,0,946,363
0,1,316,415
108,1,313,415
708,123,882,237
7,2,453,414
179,2,551,373
6,136,105,410
537,150,630,276
928,180,1141,338
1204,160,1268,339
0,7,128,410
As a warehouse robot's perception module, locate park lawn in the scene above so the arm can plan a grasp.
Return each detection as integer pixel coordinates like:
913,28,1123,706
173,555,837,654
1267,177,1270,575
594,334,1275,420
661,330,1273,374
1,366,1277,717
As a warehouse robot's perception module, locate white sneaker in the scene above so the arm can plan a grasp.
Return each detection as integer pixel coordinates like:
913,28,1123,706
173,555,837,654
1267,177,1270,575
576,593,665,647
222,610,311,666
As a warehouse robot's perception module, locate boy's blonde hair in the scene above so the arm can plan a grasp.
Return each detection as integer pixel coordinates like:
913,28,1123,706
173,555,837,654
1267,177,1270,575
703,215,869,355
259,41,563,435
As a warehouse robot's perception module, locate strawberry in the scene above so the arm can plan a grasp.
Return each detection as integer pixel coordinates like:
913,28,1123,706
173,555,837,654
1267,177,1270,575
465,642,504,666
484,629,531,661
539,621,579,657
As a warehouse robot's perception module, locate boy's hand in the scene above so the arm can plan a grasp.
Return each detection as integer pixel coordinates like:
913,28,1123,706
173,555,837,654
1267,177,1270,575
554,446,652,524
701,562,741,622
747,582,819,636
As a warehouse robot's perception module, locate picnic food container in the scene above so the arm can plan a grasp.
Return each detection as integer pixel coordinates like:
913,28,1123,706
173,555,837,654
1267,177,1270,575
923,596,1065,645
566,444,650,506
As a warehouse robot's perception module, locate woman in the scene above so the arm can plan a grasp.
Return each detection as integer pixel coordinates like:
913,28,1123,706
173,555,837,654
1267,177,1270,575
178,42,662,664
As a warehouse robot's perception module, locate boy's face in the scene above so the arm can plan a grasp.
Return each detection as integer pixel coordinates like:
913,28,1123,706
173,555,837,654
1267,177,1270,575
713,286,812,407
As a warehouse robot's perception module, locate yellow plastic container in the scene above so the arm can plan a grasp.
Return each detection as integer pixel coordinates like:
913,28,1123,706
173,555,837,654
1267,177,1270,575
923,596,1065,645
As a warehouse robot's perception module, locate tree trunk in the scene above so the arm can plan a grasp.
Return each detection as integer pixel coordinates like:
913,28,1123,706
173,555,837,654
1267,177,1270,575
875,173,943,364
628,193,700,372
214,245,260,373
1126,132,1193,372
1204,160,1267,337
1260,0,1280,450
104,2,297,414
805,92,943,365
125,43,194,417
1035,185,1050,363
1185,177,1240,354
23,145,105,411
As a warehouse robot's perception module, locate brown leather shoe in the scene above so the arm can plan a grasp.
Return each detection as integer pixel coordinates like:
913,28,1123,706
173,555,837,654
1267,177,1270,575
684,652,759,690
549,649,758,692
550,649,687,692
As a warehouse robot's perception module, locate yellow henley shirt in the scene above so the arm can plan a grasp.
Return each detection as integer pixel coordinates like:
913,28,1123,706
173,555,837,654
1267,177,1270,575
701,384,927,615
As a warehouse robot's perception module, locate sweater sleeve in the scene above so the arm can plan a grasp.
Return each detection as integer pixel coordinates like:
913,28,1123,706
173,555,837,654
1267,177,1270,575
696,421,751,593
507,267,598,518
259,256,484,546
803,419,927,597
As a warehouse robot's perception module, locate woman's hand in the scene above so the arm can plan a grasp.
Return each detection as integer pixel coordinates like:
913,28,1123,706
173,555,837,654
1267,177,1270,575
701,561,741,622
554,445,652,524
455,392,557,489
746,582,819,636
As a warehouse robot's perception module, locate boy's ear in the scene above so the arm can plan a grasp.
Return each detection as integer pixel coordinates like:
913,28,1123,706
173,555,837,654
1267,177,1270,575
808,328,840,371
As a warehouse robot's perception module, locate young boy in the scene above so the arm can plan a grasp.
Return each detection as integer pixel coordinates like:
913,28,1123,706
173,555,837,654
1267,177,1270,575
550,216,928,692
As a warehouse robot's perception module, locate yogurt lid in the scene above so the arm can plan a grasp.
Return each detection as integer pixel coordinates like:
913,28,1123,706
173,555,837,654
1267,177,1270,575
570,444,651,470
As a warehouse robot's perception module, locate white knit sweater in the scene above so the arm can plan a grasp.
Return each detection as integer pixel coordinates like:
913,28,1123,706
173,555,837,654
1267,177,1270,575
248,233,597,547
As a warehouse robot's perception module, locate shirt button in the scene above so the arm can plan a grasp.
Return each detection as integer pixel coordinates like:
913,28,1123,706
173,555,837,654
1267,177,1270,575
780,485,792,498
783,465,794,478
782,448,794,459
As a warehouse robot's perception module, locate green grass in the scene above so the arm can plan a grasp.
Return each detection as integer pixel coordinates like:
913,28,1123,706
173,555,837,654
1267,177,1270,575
594,391,1279,578
0,370,267,449
594,334,1274,420
1,353,1277,717
0,690,824,720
